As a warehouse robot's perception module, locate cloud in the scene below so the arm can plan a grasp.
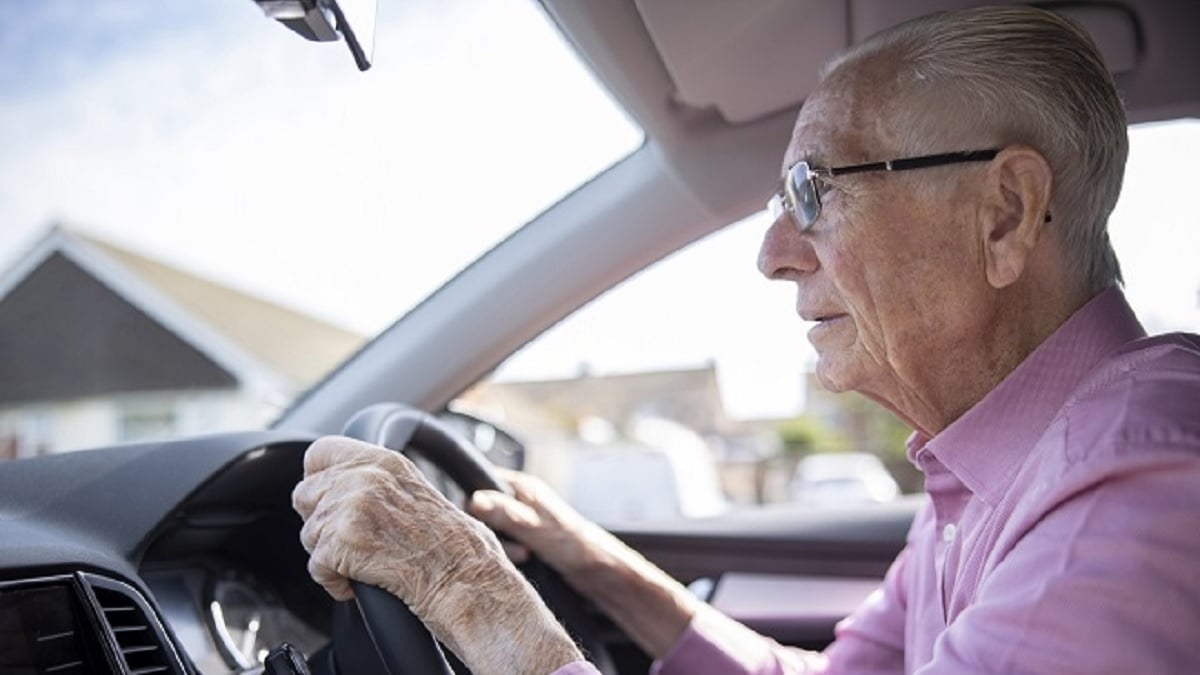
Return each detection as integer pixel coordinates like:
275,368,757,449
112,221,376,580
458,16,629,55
0,0,228,97
0,0,642,335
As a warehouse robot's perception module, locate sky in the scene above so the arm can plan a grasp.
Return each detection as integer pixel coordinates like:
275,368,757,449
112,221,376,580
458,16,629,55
0,0,643,335
1,1,1197,421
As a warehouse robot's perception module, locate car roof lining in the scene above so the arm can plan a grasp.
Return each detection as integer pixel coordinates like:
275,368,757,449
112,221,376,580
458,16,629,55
547,0,1199,204
637,0,1153,125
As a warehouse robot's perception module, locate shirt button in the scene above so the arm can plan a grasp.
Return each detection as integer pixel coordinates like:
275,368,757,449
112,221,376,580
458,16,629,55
942,523,957,543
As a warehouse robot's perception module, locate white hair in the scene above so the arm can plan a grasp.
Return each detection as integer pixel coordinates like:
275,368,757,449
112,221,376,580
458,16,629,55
826,5,1128,294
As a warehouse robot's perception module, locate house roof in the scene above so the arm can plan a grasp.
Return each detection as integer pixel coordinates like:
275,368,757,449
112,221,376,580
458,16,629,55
80,233,364,386
469,364,731,435
0,226,364,403
0,250,239,404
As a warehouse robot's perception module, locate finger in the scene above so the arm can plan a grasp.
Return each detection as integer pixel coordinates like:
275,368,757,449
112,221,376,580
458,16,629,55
469,490,543,536
292,471,332,520
494,470,578,525
375,449,427,485
308,555,353,602
303,435,384,477
492,467,525,482
293,461,382,520
500,540,531,564
298,510,325,553
493,467,543,503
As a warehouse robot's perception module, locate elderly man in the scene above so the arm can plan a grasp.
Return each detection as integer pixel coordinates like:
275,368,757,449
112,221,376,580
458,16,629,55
292,5,1200,674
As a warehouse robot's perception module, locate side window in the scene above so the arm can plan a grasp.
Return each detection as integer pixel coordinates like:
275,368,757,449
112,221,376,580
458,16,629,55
456,119,1200,526
456,213,917,526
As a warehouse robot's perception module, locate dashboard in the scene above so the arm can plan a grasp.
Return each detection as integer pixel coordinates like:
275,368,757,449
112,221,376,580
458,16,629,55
0,419,909,675
143,565,326,673
0,430,335,674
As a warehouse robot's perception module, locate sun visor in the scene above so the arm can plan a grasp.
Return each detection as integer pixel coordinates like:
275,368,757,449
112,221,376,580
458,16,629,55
634,0,847,124
635,0,1140,126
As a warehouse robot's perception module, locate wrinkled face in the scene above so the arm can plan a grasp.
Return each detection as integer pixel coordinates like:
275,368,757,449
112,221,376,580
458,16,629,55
758,68,993,405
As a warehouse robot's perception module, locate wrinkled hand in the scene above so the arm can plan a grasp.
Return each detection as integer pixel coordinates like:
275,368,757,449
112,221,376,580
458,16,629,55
468,469,628,585
292,436,582,675
292,435,501,609
469,469,704,658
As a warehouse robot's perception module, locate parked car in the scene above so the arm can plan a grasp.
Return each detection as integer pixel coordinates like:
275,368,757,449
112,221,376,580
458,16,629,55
790,453,901,507
0,2,1195,674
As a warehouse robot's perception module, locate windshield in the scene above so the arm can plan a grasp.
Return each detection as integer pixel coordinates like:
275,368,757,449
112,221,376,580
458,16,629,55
1,3,1195,463
0,0,641,455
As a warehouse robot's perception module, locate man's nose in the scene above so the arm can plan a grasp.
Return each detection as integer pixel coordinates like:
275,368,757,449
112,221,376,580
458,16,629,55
758,213,818,281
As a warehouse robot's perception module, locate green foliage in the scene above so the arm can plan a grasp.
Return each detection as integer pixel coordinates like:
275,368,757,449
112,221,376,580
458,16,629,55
775,415,849,458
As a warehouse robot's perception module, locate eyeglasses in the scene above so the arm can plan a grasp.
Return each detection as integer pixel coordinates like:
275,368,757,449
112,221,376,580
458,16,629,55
768,149,1002,231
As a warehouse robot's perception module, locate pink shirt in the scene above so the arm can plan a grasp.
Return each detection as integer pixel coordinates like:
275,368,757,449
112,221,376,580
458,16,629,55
555,288,1200,674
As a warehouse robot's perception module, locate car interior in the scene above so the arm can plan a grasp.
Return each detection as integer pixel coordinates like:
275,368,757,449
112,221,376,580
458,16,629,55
0,1,1196,674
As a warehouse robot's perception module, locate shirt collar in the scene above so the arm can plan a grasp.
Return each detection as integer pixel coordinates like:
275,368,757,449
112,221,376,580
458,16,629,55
908,287,1146,505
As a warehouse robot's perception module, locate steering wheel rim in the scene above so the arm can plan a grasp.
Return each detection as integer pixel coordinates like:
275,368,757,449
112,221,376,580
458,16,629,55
338,403,616,675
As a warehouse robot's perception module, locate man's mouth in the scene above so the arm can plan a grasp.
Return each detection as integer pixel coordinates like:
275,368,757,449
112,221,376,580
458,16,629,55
806,314,849,336
801,310,847,323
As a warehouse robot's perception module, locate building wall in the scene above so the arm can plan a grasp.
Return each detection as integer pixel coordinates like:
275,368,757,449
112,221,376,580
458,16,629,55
0,388,279,457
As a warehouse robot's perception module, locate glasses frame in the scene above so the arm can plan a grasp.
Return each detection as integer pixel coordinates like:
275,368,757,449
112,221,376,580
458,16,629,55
769,149,1004,231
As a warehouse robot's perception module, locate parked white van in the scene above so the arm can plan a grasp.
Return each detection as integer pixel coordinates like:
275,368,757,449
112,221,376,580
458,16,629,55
567,417,728,524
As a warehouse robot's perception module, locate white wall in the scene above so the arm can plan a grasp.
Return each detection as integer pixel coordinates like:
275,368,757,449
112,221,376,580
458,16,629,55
0,387,281,456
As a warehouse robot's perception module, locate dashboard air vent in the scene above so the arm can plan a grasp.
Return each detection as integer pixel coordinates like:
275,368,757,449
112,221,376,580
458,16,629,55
0,577,102,674
83,575,178,675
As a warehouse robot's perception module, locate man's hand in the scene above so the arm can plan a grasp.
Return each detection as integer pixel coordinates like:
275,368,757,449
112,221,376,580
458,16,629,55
292,436,583,675
468,469,702,659
468,468,611,575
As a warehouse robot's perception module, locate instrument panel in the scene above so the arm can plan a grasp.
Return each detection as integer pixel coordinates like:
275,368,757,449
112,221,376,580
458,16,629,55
144,565,326,674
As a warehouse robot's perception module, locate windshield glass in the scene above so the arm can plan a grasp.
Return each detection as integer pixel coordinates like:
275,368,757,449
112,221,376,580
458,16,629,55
0,0,641,455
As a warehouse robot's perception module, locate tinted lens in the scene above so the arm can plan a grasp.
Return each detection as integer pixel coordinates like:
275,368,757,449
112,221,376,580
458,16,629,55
786,162,820,229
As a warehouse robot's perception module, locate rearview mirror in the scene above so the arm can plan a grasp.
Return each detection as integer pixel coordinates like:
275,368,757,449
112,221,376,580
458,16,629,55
254,0,378,71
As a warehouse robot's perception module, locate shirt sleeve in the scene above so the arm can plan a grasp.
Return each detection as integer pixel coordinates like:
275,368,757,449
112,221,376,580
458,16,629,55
916,447,1200,673
648,604,829,675
650,543,913,675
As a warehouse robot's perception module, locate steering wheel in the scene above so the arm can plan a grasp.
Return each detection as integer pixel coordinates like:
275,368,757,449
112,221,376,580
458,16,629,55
335,403,617,675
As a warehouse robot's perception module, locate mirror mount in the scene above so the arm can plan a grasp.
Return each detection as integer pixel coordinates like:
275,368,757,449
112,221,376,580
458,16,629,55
254,0,377,71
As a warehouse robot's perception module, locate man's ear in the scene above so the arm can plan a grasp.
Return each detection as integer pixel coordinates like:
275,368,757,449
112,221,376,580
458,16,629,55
979,145,1053,289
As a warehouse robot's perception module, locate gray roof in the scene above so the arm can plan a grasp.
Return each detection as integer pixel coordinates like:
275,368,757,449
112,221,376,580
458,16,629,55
0,226,364,404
